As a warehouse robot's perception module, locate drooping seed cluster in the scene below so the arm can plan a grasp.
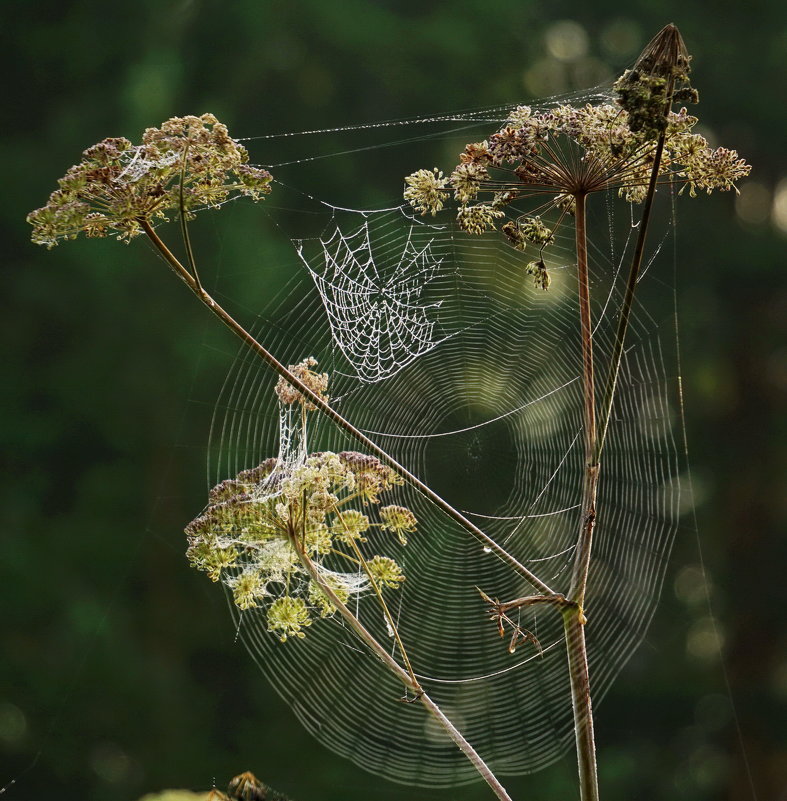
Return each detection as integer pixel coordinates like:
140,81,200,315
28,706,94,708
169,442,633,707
27,113,273,248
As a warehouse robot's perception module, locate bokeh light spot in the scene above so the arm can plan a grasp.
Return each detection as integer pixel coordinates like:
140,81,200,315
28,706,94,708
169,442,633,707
735,181,771,225
544,21,589,62
600,19,642,58
771,177,787,233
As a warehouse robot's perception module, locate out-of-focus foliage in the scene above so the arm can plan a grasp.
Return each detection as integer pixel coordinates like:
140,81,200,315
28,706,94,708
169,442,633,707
3,2,786,801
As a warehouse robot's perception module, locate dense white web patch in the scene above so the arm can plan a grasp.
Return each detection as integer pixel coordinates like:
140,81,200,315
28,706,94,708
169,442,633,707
116,145,179,182
297,215,450,383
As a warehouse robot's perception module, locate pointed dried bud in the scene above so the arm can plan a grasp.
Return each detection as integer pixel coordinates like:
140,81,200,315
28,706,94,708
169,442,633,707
227,772,268,801
614,24,694,138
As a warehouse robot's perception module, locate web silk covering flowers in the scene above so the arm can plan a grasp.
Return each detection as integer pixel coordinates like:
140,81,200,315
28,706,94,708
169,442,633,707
186,359,416,643
186,450,414,641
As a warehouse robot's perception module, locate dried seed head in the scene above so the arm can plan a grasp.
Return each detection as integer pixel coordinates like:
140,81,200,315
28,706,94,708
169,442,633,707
27,114,272,248
526,259,551,291
614,23,695,138
274,357,329,409
403,168,449,215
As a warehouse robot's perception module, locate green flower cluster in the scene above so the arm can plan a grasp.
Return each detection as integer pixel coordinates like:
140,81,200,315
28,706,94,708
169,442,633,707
185,450,415,642
27,113,272,248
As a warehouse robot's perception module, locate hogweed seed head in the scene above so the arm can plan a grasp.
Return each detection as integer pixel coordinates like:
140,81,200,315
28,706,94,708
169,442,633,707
403,25,750,274
521,216,554,246
526,259,551,291
274,357,329,410
457,203,504,235
332,509,370,543
27,113,272,248
403,168,449,216
267,596,311,641
366,556,405,589
229,569,268,610
379,504,418,545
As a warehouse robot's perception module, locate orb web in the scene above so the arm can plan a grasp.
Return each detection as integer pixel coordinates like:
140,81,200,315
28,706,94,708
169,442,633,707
205,98,686,787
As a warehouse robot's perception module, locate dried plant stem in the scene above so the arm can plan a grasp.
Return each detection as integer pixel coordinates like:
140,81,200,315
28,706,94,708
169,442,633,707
139,218,556,599
596,117,672,462
563,608,598,801
289,531,513,801
569,192,599,608
140,218,529,798
565,61,677,796
563,191,601,801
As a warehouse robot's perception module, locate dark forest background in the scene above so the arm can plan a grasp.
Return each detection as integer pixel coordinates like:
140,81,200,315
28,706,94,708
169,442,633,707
2,1,786,800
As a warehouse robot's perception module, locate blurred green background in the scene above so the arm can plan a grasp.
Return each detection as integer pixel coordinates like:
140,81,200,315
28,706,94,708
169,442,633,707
3,1,786,800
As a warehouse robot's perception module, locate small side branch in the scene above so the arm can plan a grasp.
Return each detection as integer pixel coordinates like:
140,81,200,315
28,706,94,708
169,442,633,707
479,588,573,655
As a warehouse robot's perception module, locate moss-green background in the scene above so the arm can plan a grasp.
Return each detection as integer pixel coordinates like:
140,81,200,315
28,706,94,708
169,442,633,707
3,2,785,800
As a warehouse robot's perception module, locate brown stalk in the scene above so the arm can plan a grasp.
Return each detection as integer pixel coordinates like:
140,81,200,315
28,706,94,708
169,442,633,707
562,24,688,801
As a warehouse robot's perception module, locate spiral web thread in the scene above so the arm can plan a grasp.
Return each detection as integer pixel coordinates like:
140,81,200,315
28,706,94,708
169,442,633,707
206,93,687,787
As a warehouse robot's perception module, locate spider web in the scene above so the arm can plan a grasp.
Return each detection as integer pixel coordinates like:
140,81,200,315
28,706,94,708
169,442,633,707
205,93,687,787
297,215,450,383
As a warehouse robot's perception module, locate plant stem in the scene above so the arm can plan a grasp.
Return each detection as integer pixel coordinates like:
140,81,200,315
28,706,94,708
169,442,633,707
595,115,673,463
564,71,677,798
140,218,558,598
568,192,600,609
563,608,599,801
573,193,597,473
565,191,601,801
290,532,513,801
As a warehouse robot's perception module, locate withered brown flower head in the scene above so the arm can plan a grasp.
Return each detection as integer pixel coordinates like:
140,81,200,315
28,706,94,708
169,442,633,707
27,113,273,248
404,25,750,268
274,357,329,410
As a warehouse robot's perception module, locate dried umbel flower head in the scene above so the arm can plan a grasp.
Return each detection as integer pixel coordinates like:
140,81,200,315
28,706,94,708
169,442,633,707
404,25,750,270
274,356,329,410
27,113,273,248
185,450,414,642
